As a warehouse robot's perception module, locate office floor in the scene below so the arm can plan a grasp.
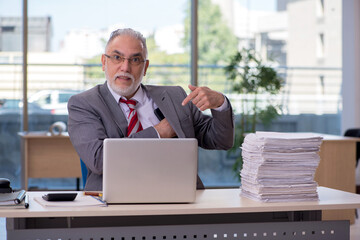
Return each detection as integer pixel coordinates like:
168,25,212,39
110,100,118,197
0,215,360,240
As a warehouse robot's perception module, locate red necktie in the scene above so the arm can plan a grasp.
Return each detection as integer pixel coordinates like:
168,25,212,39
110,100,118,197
120,98,143,137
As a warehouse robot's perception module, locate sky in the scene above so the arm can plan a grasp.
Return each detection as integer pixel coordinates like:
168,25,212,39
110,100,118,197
0,0,276,52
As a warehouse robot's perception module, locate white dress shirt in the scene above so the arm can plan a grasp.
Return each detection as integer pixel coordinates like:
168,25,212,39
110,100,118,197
107,82,160,129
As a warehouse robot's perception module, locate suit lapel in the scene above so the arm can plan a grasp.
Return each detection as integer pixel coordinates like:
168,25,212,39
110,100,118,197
99,83,187,138
99,82,128,137
145,85,186,138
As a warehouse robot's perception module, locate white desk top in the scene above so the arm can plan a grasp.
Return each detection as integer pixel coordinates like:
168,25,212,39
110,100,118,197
1,187,360,218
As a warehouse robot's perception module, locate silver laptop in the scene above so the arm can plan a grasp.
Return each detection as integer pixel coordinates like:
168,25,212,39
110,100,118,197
103,138,198,203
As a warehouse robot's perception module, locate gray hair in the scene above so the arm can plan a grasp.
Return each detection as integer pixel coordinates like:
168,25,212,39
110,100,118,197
105,28,148,59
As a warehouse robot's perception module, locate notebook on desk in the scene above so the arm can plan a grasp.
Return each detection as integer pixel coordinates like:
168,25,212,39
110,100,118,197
102,138,198,204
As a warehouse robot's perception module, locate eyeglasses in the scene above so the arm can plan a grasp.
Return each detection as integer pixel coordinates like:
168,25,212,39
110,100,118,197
104,54,146,66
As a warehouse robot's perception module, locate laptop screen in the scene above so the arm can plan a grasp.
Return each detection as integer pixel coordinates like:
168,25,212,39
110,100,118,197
103,138,198,203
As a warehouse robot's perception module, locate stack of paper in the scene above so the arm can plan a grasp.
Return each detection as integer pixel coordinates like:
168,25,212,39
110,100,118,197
240,131,323,202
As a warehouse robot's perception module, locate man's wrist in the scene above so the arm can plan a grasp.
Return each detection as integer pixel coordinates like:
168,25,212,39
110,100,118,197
214,95,228,111
152,126,161,138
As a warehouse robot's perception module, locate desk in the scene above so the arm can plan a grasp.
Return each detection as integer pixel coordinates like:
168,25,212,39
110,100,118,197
18,131,81,190
316,134,360,223
1,187,360,240
18,133,358,191
18,132,359,221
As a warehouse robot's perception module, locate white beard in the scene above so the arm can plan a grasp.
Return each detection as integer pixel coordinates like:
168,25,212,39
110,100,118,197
106,68,142,98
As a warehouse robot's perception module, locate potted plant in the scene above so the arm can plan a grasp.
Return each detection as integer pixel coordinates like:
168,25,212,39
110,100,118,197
224,48,283,181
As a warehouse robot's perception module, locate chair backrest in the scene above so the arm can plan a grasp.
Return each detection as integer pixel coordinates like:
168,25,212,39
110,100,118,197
344,128,360,138
80,159,88,189
344,128,360,166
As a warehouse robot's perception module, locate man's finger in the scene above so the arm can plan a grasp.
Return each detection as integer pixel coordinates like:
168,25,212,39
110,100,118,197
182,85,199,106
182,94,192,106
188,84,197,91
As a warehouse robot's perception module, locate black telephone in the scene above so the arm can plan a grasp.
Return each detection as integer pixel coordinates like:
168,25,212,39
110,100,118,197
0,178,12,193
154,108,165,121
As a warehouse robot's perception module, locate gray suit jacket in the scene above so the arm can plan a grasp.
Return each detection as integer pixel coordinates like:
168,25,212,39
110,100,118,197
68,82,234,191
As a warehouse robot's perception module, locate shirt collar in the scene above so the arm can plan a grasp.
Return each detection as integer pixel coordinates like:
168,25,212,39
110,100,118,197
129,85,145,106
107,81,145,105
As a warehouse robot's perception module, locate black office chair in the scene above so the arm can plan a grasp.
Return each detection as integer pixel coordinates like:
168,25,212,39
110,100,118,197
344,128,360,195
344,128,360,219
344,128,360,167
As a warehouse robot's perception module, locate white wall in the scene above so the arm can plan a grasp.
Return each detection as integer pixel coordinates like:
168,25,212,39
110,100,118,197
342,0,360,134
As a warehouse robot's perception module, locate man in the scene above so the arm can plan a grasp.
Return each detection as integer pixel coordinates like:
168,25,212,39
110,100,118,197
68,28,234,191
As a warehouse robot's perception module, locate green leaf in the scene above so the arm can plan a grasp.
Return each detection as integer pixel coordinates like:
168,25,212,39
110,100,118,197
224,48,283,182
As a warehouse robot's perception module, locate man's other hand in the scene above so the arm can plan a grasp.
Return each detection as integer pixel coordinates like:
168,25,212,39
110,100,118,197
182,84,225,111
154,118,177,138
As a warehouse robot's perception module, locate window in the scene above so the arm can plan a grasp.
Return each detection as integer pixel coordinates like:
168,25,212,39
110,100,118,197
1,0,190,189
195,0,342,186
58,93,73,103
1,26,15,32
0,0,23,189
0,0,344,189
